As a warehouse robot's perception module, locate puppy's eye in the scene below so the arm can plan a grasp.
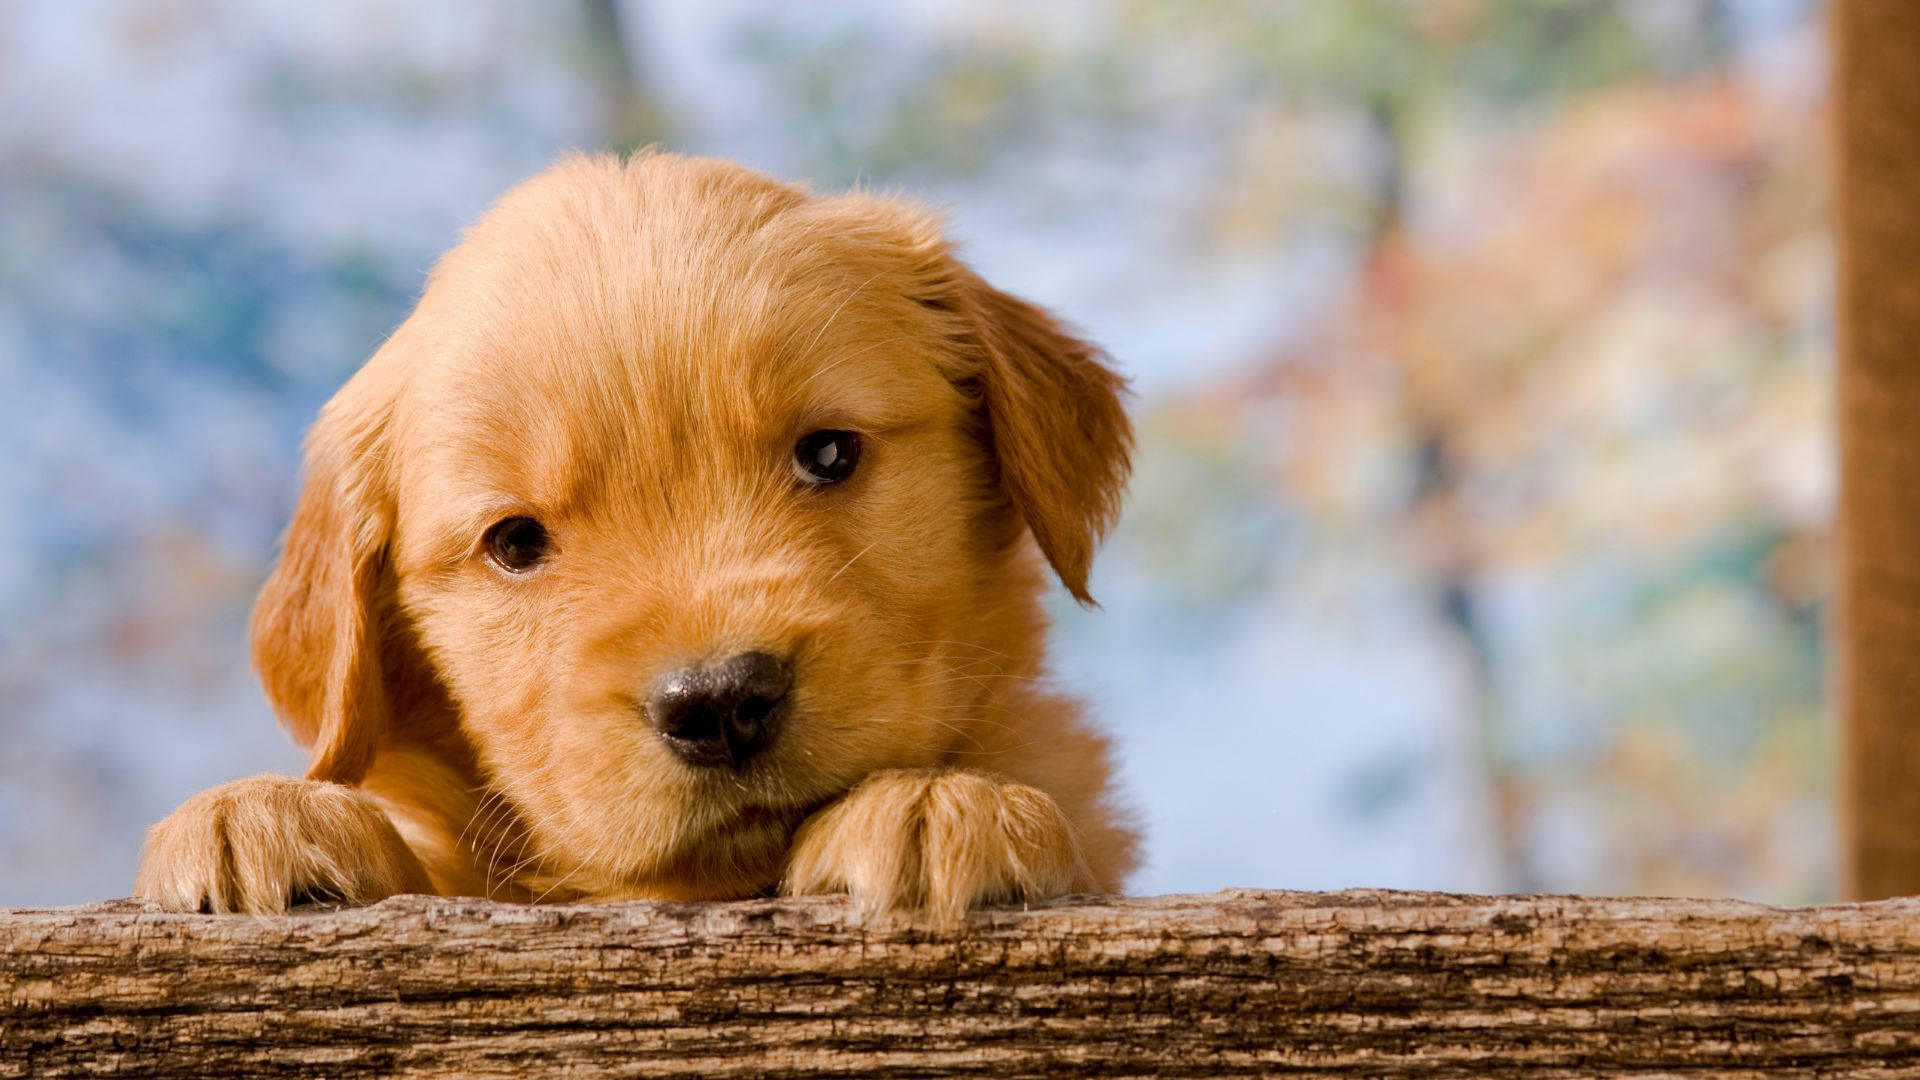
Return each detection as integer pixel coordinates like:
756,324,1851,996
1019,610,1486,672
793,429,861,485
484,516,551,573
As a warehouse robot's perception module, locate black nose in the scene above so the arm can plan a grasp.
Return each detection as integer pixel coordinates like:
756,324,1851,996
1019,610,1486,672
647,651,792,768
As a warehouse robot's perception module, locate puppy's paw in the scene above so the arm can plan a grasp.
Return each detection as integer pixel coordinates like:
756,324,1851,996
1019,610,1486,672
134,774,431,914
782,768,1085,927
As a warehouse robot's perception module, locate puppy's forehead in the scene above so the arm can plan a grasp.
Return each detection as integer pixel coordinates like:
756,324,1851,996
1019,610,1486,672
395,155,958,512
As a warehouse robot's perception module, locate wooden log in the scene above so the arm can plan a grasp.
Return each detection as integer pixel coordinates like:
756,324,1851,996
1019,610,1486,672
6,889,1920,1077
1837,0,1920,898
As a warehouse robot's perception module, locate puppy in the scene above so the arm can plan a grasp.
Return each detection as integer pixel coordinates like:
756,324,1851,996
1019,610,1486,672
134,151,1136,924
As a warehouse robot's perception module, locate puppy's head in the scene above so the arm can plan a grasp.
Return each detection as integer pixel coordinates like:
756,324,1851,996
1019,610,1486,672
251,153,1130,896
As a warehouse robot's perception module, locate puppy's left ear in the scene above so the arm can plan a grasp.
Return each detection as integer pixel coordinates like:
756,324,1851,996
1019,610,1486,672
952,266,1132,605
808,194,1132,603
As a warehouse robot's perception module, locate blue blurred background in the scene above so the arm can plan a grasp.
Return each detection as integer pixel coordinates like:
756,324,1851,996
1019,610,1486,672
0,0,1832,906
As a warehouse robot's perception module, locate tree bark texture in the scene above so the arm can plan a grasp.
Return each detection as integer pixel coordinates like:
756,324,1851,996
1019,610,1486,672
7,889,1920,1077
1837,0,1920,900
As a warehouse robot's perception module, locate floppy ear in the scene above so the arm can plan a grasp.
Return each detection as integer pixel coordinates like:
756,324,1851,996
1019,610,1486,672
792,191,1132,602
250,375,397,784
952,266,1133,605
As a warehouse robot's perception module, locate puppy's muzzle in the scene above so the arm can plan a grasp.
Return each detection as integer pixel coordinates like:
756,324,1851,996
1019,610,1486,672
647,651,791,769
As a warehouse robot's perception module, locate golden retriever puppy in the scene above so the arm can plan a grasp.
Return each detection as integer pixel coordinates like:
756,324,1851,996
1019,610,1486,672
134,151,1135,925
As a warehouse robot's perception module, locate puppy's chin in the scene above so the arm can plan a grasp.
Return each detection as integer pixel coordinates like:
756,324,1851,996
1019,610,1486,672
495,715,851,900
481,642,957,898
496,778,800,901
601,803,815,901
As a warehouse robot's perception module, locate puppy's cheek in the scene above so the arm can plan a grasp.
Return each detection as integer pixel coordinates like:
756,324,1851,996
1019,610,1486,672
767,645,912,785
532,697,752,880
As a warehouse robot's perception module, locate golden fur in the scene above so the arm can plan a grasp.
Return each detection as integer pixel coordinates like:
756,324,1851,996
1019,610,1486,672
134,151,1136,923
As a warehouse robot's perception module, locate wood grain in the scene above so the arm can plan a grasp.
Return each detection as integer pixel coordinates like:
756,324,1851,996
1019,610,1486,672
7,889,1920,1077
1837,0,1920,899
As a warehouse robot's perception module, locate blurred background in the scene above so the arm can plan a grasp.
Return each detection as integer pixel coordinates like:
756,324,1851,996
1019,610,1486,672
0,0,1833,907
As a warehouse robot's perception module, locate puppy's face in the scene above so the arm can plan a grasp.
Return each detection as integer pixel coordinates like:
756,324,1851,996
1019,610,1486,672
251,154,1130,897
392,170,1005,894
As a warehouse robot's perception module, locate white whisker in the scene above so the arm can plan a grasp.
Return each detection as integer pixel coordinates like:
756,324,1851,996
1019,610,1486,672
826,539,882,586
796,269,889,360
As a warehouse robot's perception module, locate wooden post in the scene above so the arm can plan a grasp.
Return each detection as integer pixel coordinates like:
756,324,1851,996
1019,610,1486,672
8,890,1920,1076
1837,0,1920,900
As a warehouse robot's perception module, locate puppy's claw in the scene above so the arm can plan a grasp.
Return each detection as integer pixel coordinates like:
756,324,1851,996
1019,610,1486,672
134,774,430,914
782,769,1085,927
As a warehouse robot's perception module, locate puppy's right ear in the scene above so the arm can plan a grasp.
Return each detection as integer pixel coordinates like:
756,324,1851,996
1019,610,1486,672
250,371,398,785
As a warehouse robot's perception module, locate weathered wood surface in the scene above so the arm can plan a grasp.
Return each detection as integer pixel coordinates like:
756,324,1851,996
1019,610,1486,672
6,890,1920,1077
